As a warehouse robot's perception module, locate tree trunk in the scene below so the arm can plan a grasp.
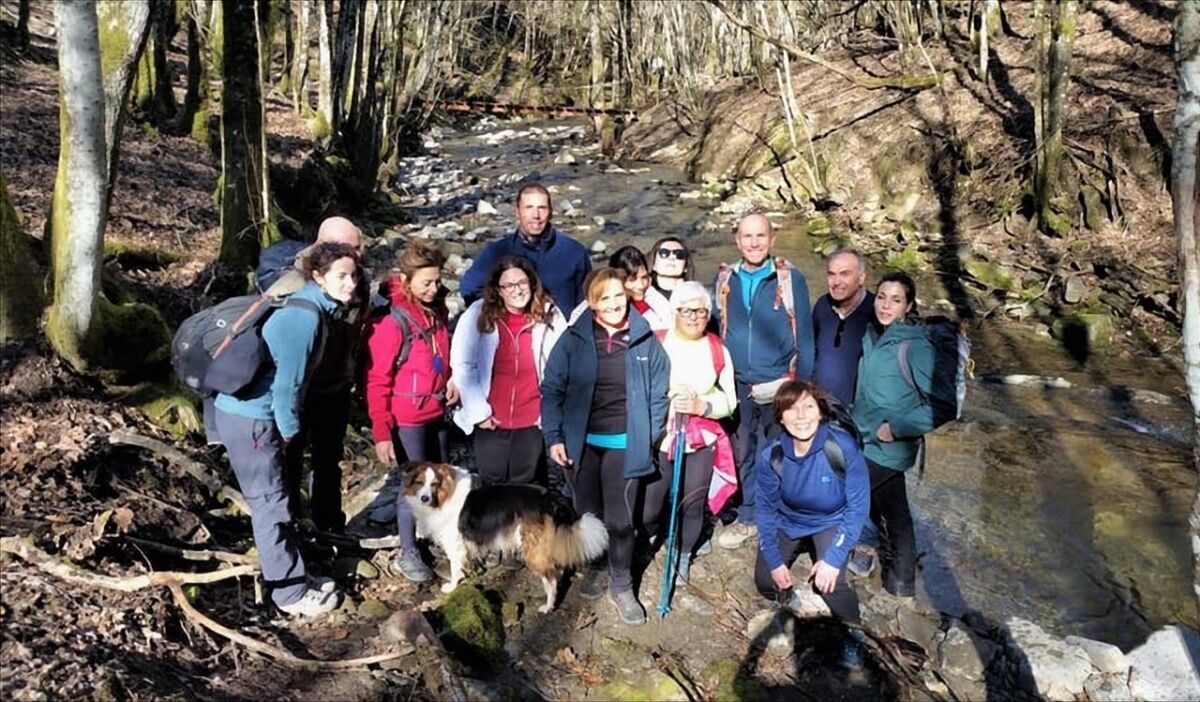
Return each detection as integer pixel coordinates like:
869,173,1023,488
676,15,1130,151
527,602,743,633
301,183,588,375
291,0,310,112
331,0,361,138
17,0,30,51
151,0,176,119
1034,0,1079,237
979,0,999,84
47,0,108,370
1172,0,1200,611
0,172,43,345
588,0,604,109
179,0,208,140
218,0,271,272
96,0,152,219
280,0,295,93
317,0,334,137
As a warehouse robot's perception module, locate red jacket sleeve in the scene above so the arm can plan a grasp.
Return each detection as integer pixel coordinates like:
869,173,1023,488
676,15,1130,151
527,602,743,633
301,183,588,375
364,316,402,442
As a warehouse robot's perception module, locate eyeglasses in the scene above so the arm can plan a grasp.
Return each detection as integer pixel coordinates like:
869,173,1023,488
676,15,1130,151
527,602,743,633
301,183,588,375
498,280,530,293
657,248,687,261
677,307,709,320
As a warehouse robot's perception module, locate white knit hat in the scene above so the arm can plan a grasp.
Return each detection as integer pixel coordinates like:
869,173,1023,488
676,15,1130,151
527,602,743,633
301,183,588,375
669,281,712,310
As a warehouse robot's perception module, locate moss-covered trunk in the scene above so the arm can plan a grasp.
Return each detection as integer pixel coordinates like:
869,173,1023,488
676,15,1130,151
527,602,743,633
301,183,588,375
46,0,109,370
179,0,208,141
1034,0,1079,237
96,0,152,218
151,0,177,119
218,0,272,272
0,173,43,345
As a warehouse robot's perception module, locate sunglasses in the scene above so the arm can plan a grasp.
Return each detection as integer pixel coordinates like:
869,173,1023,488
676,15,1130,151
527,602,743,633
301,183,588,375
656,248,687,261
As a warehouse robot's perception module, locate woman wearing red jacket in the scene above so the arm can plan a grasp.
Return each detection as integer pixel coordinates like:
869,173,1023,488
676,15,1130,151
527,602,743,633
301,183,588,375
364,241,458,582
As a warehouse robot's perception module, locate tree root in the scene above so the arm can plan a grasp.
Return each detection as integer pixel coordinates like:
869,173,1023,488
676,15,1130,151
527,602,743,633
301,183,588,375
109,429,251,515
124,536,257,566
1,536,412,670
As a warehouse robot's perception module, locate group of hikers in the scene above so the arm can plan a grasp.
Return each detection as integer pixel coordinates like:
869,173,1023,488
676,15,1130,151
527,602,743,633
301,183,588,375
201,181,953,669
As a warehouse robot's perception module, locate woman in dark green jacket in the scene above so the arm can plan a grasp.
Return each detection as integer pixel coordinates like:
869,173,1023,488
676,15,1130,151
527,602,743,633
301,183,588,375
851,271,936,597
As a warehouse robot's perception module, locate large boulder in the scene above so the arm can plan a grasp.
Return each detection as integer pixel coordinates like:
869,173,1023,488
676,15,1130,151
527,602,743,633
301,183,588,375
1005,617,1094,699
1127,625,1200,701
1064,635,1128,675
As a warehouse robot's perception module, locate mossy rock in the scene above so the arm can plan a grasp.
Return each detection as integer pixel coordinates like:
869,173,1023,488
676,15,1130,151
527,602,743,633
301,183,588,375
597,671,688,702
1051,312,1114,362
1080,186,1108,231
700,658,767,702
359,598,393,620
885,245,928,274
964,259,1017,292
309,111,331,143
804,216,832,238
122,381,202,439
440,584,504,665
103,241,182,268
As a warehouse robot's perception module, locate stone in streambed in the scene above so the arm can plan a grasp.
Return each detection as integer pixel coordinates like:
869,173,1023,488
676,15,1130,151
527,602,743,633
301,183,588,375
1005,617,1093,699
1064,635,1127,675
1127,625,1200,701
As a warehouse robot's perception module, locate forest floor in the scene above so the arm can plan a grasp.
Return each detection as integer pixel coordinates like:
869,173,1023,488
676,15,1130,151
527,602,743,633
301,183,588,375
0,2,1190,701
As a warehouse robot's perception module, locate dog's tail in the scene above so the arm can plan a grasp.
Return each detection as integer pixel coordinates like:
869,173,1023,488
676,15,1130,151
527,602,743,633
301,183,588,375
546,512,609,566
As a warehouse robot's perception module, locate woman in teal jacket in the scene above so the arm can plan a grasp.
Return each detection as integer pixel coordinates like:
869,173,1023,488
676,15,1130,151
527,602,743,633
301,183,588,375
850,271,935,598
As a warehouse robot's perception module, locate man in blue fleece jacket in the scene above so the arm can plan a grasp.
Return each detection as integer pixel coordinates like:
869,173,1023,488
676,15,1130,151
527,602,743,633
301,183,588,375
712,213,815,549
459,183,591,313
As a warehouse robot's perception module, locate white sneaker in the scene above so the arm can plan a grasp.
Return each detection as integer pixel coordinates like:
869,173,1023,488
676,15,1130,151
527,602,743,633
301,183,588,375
279,586,339,617
308,574,337,593
716,523,757,550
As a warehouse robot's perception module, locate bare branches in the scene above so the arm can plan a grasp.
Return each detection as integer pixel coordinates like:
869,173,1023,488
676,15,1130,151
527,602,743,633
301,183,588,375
109,430,251,515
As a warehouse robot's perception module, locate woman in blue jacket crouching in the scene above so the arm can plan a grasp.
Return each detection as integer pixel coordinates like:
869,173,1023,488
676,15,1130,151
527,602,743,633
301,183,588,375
754,379,870,667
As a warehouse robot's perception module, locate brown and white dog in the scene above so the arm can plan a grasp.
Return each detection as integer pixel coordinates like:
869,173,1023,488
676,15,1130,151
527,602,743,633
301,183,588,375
403,462,608,613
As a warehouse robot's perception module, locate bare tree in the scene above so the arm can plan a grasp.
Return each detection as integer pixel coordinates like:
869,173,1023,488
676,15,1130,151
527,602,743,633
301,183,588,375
291,0,311,113
1172,0,1200,607
317,0,334,137
95,0,152,216
46,0,108,369
1033,0,1080,237
17,0,30,51
0,173,42,345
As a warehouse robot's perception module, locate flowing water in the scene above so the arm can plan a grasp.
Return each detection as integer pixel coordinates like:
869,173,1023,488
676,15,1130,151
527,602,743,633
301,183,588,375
398,117,1196,650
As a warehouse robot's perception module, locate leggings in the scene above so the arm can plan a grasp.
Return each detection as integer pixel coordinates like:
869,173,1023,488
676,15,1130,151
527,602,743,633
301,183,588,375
753,527,861,624
868,460,916,588
572,444,638,592
393,419,449,553
643,447,715,559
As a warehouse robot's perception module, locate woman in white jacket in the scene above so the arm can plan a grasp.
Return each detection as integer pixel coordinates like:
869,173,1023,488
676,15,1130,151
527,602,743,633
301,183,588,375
569,246,673,330
451,256,567,484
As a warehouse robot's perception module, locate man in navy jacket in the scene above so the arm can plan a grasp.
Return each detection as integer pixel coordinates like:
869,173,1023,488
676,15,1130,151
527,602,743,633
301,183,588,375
712,213,814,549
812,249,874,407
460,183,591,313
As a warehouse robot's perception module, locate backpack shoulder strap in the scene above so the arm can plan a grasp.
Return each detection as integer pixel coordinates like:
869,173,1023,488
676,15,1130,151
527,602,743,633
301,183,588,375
389,305,433,370
823,435,846,482
715,264,734,339
896,339,929,404
769,441,785,476
774,257,799,377
706,332,725,376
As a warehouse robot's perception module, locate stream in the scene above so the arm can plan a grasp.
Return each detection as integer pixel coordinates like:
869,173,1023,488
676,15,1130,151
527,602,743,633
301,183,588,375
382,116,1197,651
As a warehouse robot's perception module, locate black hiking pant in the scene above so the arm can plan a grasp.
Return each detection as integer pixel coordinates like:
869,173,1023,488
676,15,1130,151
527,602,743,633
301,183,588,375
868,459,916,591
285,388,351,533
753,526,861,624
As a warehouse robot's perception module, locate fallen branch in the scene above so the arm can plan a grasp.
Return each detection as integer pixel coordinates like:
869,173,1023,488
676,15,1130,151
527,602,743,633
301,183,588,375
1,537,412,671
0,536,256,592
109,430,251,515
166,582,413,670
124,536,258,566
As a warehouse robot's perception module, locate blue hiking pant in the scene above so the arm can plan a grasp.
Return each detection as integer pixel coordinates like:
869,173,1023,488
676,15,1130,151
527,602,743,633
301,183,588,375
733,382,780,524
214,409,308,607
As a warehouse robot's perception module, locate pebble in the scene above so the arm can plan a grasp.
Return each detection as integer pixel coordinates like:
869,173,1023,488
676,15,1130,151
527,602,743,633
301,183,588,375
592,216,606,227
554,151,577,165
476,200,498,215
590,240,607,253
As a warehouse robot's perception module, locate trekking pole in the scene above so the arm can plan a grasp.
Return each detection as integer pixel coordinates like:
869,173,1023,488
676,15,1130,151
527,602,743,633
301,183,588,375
657,410,688,619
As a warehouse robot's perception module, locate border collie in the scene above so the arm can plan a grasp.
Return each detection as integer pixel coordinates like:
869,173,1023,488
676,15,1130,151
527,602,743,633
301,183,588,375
403,462,608,613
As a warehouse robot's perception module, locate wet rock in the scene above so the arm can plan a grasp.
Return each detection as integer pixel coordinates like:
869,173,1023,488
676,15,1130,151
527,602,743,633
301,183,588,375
936,622,996,683
679,190,703,200
554,151,577,165
1084,673,1133,702
1052,313,1114,350
465,227,488,242
1006,617,1093,699
476,200,498,215
560,199,580,217
359,598,393,620
597,671,688,701
1064,635,1127,675
592,215,606,228
381,610,438,646
590,240,608,254
980,374,1072,389
746,610,795,659
700,658,765,702
1127,625,1200,701
895,603,940,649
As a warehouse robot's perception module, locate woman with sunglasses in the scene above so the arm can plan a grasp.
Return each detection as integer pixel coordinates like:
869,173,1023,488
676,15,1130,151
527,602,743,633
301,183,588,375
647,237,694,297
451,256,567,485
364,240,458,583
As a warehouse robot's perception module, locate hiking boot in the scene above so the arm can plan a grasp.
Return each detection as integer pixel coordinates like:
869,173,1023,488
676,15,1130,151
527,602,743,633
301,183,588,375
840,629,867,670
609,589,646,626
389,549,435,583
308,574,337,594
846,548,877,578
576,568,608,600
716,522,757,550
278,586,339,618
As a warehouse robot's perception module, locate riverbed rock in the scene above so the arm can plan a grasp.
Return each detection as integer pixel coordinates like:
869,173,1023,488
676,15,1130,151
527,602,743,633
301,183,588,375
590,240,608,254
937,622,997,683
554,151,577,165
679,190,703,200
1006,617,1094,699
1083,673,1134,702
1127,625,1200,701
592,215,606,228
597,670,688,701
1064,635,1127,675
475,199,498,215
380,610,438,647
746,610,795,659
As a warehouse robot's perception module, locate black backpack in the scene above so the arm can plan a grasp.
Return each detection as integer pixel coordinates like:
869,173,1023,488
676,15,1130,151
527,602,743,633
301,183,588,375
173,294,321,397
769,396,862,481
255,239,309,293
